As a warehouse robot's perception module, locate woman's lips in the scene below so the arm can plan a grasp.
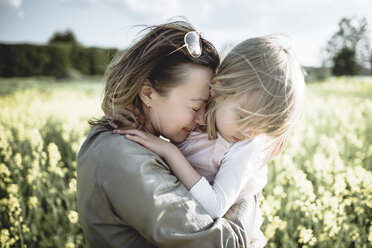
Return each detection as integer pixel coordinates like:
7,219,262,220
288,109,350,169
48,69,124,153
183,127,192,135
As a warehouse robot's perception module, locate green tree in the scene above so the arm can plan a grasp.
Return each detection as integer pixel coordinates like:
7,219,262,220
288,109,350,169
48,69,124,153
332,47,359,76
325,17,370,76
48,30,79,45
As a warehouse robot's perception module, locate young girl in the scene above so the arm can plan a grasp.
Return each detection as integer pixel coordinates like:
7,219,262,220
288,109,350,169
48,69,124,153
115,36,306,247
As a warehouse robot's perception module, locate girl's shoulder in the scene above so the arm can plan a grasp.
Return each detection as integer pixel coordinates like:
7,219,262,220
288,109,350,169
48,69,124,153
188,131,209,140
224,135,267,160
177,131,211,149
177,132,218,159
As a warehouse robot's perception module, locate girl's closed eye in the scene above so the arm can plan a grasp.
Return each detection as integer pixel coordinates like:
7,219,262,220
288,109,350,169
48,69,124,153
191,107,200,112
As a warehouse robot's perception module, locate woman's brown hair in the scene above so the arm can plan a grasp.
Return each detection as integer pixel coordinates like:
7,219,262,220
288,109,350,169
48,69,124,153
90,20,219,129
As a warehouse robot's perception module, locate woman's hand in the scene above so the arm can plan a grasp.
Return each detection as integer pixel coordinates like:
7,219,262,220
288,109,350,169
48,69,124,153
113,129,174,158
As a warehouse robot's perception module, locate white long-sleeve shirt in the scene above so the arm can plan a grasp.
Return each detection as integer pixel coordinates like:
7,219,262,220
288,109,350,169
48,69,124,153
177,132,268,248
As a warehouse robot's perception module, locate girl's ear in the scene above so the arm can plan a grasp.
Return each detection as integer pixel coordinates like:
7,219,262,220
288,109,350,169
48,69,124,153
139,80,156,107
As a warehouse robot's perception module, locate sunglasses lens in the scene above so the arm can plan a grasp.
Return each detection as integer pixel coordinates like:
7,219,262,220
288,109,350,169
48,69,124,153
185,32,202,57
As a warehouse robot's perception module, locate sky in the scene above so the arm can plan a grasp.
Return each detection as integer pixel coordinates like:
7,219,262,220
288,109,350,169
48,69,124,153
0,0,371,67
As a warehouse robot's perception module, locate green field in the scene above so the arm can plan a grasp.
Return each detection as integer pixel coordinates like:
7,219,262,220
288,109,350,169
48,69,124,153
0,77,371,247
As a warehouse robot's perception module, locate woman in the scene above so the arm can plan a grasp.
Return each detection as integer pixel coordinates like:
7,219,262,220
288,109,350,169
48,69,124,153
77,21,258,248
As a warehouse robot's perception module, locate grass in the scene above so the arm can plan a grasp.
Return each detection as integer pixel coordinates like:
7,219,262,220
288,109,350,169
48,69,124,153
0,77,371,247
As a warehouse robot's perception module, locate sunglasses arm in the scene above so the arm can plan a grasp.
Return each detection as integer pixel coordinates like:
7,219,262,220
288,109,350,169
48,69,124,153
167,44,187,56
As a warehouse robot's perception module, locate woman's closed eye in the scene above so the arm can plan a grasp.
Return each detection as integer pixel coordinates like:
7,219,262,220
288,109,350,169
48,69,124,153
191,107,200,112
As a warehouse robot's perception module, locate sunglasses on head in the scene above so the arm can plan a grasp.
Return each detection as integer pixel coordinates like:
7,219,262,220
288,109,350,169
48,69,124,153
168,31,202,58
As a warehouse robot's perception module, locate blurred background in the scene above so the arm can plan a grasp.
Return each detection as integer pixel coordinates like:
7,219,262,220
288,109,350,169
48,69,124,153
0,0,371,247
1,0,372,79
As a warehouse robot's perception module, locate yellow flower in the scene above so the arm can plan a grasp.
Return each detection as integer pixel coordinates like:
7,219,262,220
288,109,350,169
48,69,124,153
48,142,61,165
71,161,77,168
22,224,30,233
273,185,286,197
334,173,346,196
7,184,19,195
298,226,314,244
47,143,65,177
13,153,22,168
264,216,287,240
26,160,41,184
28,196,38,209
65,242,75,248
350,229,360,241
68,178,77,194
0,229,10,244
0,163,11,177
68,210,79,224
8,195,21,214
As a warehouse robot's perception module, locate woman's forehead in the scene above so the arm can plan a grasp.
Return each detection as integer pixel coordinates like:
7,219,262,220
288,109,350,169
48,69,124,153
170,66,212,100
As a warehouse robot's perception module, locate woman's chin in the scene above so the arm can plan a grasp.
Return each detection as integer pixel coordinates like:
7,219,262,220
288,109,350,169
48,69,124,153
170,134,188,144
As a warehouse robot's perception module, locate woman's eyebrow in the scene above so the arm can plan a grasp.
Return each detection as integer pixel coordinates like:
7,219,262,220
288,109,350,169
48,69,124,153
191,98,208,103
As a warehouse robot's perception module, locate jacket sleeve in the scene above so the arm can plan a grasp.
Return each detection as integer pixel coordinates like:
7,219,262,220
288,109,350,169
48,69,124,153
99,138,257,248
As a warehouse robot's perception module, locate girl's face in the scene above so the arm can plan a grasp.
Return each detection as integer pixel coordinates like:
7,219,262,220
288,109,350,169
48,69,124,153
145,64,213,144
215,97,259,143
215,97,244,143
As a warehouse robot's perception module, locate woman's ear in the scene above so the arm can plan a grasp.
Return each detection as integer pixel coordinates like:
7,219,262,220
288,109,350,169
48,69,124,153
139,80,155,107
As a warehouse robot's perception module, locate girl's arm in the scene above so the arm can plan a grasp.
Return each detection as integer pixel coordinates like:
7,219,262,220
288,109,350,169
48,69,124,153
114,129,202,189
188,139,263,219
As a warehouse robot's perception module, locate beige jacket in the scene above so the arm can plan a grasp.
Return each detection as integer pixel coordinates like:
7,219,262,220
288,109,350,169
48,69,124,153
77,127,257,248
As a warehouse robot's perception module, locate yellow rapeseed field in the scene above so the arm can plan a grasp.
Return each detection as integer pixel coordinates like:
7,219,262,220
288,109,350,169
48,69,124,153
0,77,371,247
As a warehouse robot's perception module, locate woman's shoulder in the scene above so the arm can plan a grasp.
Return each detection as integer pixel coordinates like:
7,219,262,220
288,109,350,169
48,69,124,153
81,126,145,152
78,127,168,172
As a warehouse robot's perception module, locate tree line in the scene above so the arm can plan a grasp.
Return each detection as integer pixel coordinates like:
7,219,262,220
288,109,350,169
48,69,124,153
0,31,117,77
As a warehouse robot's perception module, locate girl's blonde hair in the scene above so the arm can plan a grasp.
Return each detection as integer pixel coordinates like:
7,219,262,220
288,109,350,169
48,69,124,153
90,20,219,128
207,36,305,164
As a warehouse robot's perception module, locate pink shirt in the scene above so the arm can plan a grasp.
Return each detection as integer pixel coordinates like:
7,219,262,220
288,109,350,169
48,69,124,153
177,132,268,248
177,132,268,201
177,132,232,183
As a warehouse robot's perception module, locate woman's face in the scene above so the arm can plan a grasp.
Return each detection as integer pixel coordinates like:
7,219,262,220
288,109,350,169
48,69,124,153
145,64,213,143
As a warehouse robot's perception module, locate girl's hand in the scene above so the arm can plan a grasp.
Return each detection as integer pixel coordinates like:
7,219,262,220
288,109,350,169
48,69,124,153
113,129,174,157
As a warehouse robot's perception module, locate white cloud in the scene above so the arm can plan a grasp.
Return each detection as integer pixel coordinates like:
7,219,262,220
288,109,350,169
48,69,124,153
124,0,182,16
0,0,24,17
0,0,22,8
7,0,22,8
